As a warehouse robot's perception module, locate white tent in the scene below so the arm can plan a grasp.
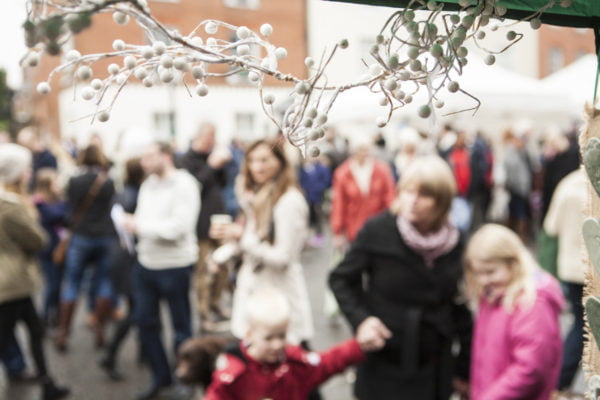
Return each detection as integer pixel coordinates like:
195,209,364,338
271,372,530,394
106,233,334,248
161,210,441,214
542,54,598,115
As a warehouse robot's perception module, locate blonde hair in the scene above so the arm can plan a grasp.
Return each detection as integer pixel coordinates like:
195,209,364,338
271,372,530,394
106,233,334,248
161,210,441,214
464,224,537,313
246,287,291,330
391,155,456,231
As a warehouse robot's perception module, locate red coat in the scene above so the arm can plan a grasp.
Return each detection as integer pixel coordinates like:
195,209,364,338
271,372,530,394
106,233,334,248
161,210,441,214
330,160,395,242
204,339,365,400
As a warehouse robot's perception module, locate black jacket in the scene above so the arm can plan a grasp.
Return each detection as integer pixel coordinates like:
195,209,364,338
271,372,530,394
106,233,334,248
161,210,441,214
66,169,115,237
329,210,471,400
177,150,226,240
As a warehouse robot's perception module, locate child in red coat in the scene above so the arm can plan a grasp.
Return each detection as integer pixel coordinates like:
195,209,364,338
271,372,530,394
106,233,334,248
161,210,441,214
204,288,372,400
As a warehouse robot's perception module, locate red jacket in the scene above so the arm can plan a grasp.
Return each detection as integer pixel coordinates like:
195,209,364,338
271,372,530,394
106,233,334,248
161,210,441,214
204,339,365,400
330,159,395,242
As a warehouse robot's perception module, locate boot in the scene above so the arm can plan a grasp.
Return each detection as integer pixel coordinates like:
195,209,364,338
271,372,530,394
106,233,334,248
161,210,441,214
54,302,76,353
42,378,70,400
93,297,113,349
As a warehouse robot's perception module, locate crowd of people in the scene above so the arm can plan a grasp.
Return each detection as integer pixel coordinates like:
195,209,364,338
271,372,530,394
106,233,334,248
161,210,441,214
0,120,586,400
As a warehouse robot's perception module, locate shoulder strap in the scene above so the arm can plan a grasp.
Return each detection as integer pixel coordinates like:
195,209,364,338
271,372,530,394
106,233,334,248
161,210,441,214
71,172,107,229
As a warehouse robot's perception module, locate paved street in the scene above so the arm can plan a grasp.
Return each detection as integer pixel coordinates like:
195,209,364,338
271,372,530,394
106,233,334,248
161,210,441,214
0,235,585,399
0,238,354,400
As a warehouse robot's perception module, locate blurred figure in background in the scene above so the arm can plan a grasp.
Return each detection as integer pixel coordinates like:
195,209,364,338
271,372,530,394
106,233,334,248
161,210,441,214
330,136,395,252
468,131,494,232
17,127,58,190
300,155,331,247
55,144,116,351
123,141,199,400
32,168,68,328
178,123,231,333
544,169,587,397
502,129,533,243
99,157,145,381
0,143,70,400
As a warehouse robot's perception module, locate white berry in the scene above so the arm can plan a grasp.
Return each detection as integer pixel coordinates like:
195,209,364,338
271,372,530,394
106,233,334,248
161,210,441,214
113,12,129,25
263,93,275,105
91,79,103,90
142,46,154,60
113,39,125,51
192,66,205,80
260,23,273,37
160,55,173,69
369,63,383,76
81,86,95,101
160,69,174,83
376,116,387,127
108,63,120,76
205,22,218,35
143,77,153,87
153,42,167,56
134,68,148,80
66,50,81,62
237,26,250,40
77,65,93,81
308,146,320,157
448,81,460,93
173,57,188,71
97,111,110,122
195,83,208,96
237,45,250,56
124,56,137,69
37,82,51,94
275,47,287,60
305,57,315,68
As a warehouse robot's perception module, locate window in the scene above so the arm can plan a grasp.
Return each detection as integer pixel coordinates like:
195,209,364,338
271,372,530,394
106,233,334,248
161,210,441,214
153,111,176,140
235,112,255,138
548,47,564,74
223,0,260,9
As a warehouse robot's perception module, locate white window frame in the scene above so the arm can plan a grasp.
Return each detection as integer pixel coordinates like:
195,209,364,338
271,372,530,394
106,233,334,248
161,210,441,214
223,0,260,10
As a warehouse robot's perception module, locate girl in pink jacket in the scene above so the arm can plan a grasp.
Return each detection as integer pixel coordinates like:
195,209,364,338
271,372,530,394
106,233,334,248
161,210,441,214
464,224,564,400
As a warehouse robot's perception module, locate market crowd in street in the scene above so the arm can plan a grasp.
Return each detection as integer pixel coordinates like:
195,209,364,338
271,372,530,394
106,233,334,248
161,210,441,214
0,120,586,400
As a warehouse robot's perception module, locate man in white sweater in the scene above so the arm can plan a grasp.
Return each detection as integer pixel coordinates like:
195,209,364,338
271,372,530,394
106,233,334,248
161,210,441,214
123,141,200,400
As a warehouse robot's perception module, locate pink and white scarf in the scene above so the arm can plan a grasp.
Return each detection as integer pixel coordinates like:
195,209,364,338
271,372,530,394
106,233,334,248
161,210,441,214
397,215,459,268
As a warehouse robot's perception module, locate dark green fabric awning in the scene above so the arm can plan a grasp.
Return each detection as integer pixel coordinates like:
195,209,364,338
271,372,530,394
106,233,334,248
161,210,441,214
326,0,600,28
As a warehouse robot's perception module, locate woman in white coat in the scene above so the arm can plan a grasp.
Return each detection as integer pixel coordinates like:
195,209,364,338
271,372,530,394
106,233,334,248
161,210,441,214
210,138,313,345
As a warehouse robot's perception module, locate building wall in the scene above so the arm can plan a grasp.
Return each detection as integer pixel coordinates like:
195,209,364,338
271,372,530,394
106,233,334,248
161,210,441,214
28,0,307,139
538,25,594,78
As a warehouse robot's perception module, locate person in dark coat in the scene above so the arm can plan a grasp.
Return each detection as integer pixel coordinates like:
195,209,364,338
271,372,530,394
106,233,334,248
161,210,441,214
329,155,472,400
99,157,144,380
177,123,231,332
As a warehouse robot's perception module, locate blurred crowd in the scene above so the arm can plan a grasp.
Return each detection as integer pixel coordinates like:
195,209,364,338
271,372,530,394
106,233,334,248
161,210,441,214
0,119,586,400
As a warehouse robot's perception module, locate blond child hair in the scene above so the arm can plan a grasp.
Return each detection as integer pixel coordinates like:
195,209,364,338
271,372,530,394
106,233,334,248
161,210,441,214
245,287,291,330
464,223,537,313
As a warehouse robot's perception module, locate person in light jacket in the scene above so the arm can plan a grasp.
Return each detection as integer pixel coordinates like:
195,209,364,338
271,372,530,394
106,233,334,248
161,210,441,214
465,223,564,400
209,138,314,347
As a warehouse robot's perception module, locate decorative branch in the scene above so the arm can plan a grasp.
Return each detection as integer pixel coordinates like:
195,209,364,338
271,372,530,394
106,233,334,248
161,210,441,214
24,0,572,156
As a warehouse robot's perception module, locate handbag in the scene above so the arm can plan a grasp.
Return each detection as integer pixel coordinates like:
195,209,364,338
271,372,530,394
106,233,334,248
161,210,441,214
52,172,107,266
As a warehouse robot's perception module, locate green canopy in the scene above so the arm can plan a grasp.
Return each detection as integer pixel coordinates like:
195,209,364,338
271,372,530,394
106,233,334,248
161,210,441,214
326,0,600,28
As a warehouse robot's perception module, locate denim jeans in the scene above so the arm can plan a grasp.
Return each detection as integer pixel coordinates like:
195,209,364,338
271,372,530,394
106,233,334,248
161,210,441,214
134,262,192,388
62,234,114,302
0,332,26,376
558,282,584,390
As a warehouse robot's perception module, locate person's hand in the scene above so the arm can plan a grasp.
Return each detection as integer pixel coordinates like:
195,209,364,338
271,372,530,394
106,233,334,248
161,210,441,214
209,222,243,242
356,316,392,352
452,378,469,399
122,213,137,234
333,234,347,252
207,147,232,169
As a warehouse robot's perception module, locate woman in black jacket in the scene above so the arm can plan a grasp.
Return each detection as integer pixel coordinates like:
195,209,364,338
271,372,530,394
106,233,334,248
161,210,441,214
329,155,471,400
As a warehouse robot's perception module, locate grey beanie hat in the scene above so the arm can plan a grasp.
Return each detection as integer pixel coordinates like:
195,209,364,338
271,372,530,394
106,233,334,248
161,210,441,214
0,143,32,184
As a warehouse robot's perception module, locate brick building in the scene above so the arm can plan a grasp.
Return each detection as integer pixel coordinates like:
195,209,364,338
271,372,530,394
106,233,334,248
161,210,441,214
23,0,307,146
537,25,595,78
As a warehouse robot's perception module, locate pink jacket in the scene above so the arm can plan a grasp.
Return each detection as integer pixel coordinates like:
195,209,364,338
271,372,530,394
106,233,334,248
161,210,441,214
330,159,395,242
470,271,564,400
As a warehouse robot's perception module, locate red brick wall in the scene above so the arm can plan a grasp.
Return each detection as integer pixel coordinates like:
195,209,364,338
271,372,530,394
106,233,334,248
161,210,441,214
27,0,307,137
538,25,594,78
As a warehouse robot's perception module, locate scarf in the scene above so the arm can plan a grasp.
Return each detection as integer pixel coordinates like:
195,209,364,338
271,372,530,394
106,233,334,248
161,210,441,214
397,214,459,268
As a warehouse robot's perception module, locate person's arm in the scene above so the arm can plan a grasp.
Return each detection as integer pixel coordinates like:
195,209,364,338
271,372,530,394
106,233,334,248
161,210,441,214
5,202,48,254
241,191,307,269
479,298,561,399
135,176,201,241
306,339,366,388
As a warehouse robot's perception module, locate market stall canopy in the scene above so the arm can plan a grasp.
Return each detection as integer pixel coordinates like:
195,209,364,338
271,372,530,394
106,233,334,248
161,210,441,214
542,54,597,113
326,0,600,28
